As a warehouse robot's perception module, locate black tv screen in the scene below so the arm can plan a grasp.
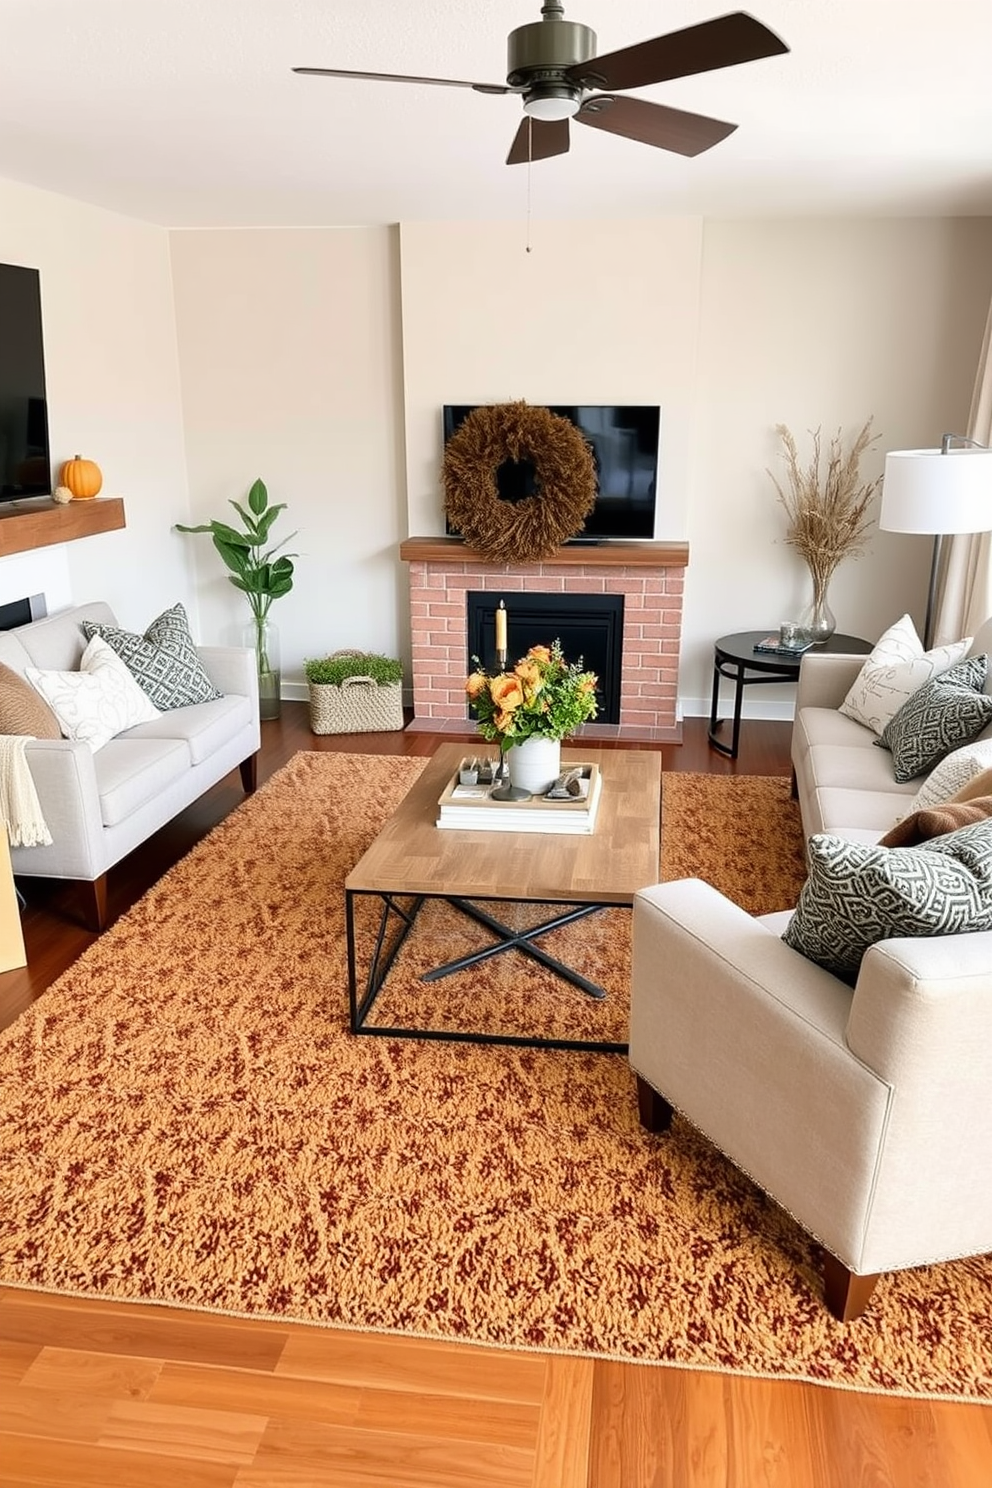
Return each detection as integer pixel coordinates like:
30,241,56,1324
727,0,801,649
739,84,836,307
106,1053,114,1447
443,404,659,541
0,263,52,499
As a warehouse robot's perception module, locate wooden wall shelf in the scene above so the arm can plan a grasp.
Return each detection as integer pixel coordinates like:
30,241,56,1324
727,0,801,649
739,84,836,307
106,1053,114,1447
399,536,688,568
0,497,126,558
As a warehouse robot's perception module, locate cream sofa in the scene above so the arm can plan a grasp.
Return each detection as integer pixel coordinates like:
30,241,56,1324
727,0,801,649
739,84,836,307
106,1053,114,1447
791,614,992,844
629,617,992,1320
0,601,260,930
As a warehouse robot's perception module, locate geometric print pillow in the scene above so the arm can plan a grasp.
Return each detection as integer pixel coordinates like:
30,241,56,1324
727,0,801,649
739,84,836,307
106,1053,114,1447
783,820,992,984
876,654,992,783
82,602,222,711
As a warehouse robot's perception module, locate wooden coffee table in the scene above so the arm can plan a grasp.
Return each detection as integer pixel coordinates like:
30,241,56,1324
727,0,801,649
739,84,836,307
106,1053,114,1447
345,743,662,1052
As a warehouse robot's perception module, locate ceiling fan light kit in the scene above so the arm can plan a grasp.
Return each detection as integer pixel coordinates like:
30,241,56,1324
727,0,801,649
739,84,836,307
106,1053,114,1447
294,2,788,165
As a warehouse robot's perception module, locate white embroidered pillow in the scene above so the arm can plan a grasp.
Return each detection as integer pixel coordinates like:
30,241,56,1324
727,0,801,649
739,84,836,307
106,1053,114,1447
839,614,972,736
908,736,992,812
26,634,160,752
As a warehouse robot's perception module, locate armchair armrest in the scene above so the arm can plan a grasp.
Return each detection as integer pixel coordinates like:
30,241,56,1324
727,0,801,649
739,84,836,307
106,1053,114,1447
15,738,107,877
197,645,259,704
795,652,867,712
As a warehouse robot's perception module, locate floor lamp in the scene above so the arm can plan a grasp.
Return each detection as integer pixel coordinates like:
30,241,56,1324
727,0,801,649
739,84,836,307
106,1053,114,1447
880,436,992,649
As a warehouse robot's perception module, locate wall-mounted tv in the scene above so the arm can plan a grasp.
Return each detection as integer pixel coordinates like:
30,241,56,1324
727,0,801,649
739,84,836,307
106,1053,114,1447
442,404,660,541
0,263,52,500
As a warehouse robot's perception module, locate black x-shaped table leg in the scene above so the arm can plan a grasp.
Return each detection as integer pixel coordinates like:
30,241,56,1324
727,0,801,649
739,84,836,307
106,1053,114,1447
423,897,608,999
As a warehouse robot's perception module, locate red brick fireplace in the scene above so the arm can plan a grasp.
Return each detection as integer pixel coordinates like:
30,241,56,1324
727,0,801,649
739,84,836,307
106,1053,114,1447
400,537,687,742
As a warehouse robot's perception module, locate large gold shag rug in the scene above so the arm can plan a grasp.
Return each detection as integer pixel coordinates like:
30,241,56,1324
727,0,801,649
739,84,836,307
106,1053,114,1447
1,752,989,1402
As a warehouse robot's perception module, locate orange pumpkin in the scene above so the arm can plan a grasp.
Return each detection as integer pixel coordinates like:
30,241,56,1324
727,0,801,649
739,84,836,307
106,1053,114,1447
59,455,103,500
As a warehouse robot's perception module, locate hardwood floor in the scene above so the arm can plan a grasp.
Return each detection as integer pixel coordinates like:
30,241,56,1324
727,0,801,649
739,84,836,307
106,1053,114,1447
1,708,988,1488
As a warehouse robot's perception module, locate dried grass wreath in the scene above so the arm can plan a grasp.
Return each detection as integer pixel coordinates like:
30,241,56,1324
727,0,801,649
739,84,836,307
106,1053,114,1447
443,401,597,562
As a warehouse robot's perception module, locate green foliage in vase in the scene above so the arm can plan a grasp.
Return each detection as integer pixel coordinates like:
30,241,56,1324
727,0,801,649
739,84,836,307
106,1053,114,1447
175,477,296,630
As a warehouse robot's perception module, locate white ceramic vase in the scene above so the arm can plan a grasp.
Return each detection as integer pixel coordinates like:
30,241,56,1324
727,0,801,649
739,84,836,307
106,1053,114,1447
507,735,562,795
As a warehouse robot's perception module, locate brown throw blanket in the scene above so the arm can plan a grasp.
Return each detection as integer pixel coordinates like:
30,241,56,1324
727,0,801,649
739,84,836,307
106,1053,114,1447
880,794,992,848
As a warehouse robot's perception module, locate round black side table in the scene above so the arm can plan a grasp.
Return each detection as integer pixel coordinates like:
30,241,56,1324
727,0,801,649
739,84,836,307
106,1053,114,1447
708,631,872,760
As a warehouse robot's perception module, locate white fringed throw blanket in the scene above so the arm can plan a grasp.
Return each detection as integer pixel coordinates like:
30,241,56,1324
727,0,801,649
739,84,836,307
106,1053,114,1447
0,735,52,847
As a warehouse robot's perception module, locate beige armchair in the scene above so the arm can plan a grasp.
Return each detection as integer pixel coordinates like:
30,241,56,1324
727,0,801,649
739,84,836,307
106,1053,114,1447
628,877,992,1320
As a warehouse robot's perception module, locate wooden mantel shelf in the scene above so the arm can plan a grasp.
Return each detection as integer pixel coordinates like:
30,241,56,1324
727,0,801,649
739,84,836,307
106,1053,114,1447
0,496,126,559
399,536,688,568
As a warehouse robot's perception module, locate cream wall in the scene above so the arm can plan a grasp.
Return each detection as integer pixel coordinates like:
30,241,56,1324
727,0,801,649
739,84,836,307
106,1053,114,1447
169,227,406,693
0,175,194,628
683,216,992,714
399,218,703,543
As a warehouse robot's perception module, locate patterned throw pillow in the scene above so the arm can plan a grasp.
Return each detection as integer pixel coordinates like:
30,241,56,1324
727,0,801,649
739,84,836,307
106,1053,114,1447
839,613,972,736
783,821,992,984
876,655,992,783
0,661,61,738
82,602,221,711
25,635,161,752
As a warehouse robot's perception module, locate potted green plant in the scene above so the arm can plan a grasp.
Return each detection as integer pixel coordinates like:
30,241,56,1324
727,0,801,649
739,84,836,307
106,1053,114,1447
175,478,296,720
304,650,404,735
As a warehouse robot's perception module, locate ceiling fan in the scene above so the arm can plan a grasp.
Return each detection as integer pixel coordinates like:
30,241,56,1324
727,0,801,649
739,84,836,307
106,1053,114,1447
293,3,788,165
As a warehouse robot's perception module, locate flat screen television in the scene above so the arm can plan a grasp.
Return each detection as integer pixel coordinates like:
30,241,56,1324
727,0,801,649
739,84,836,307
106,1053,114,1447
442,404,660,541
0,263,52,500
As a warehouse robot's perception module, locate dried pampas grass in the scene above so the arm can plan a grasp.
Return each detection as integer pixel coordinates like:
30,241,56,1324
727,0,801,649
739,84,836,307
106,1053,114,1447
769,419,881,591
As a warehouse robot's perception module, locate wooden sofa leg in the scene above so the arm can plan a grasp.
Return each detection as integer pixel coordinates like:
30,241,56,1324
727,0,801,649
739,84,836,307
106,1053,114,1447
822,1252,879,1322
82,875,109,934
636,1074,674,1133
239,753,258,794
790,767,799,800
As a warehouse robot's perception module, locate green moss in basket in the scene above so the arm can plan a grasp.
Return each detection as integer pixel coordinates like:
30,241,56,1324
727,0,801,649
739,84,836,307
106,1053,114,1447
304,654,403,686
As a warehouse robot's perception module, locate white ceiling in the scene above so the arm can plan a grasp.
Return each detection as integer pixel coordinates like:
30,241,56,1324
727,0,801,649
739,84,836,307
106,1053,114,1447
2,1,991,229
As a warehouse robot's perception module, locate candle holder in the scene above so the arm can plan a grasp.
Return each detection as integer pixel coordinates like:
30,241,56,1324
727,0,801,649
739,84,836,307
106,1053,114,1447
490,742,530,802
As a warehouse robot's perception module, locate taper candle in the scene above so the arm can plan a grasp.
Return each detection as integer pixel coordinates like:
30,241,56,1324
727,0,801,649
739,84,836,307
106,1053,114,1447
495,600,507,657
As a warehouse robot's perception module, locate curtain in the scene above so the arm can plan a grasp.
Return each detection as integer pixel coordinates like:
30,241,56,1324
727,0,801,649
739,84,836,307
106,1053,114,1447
932,296,992,644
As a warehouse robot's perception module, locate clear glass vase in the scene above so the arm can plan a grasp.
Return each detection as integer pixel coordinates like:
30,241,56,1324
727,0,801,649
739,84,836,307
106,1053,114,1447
798,577,836,644
243,616,281,721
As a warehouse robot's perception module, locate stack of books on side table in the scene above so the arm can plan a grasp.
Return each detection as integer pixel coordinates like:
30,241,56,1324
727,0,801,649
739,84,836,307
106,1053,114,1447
436,761,603,834
752,635,815,657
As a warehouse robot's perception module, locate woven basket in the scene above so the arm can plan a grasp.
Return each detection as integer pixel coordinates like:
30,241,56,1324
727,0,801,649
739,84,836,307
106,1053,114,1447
307,651,404,735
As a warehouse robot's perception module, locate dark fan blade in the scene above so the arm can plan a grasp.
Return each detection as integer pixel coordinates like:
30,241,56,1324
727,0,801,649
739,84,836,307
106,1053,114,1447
506,116,571,166
566,13,788,93
292,67,511,96
576,96,736,157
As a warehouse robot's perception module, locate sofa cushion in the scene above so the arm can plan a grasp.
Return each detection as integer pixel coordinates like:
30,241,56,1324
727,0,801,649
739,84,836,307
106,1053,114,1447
82,602,222,711
783,821,992,984
25,636,161,752
93,737,191,827
909,738,992,812
877,655,992,782
839,614,971,736
0,662,61,738
123,691,254,765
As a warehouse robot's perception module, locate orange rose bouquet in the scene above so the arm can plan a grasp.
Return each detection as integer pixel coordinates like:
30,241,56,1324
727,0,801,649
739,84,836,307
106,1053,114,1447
465,639,598,746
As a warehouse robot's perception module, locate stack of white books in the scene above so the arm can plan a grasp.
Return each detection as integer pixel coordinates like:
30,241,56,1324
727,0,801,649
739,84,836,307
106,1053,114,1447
436,762,603,834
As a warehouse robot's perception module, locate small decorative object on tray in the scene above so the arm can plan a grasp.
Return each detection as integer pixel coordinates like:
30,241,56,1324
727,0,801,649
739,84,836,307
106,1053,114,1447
753,634,815,657
437,760,602,834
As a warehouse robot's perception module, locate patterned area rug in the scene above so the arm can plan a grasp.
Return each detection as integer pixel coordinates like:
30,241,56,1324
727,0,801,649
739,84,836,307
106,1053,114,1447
0,752,989,1401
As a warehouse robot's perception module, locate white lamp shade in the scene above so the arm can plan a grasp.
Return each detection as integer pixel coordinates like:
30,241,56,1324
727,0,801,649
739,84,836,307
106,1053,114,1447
880,447,992,535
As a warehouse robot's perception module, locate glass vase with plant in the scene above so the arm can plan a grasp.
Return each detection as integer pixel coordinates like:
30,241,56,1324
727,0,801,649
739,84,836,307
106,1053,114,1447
769,420,881,642
176,478,296,719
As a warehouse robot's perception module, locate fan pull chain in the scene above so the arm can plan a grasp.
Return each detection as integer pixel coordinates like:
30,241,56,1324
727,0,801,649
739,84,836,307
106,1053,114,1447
526,118,533,254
